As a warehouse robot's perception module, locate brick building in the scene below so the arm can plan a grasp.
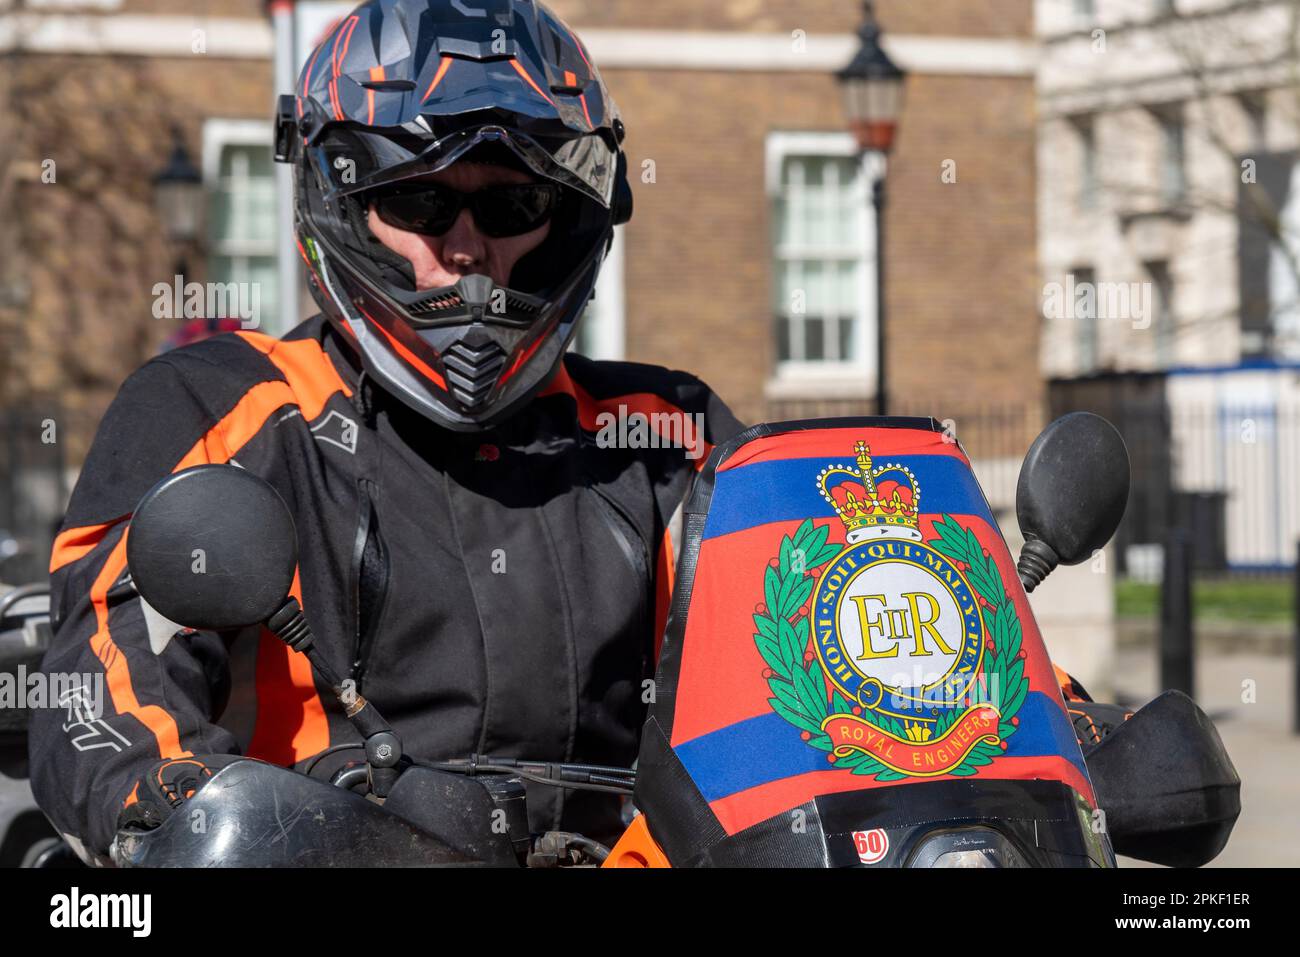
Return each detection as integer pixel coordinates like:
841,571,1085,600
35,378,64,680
2,0,1041,428
546,0,1042,431
0,0,1043,578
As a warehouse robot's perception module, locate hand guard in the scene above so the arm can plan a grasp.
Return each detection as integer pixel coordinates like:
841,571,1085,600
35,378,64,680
117,754,245,832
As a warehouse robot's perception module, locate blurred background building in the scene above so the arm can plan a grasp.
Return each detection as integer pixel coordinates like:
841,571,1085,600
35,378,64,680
1040,0,1300,573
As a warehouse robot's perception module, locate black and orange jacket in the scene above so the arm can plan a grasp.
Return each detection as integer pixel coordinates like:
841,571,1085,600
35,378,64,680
29,316,742,860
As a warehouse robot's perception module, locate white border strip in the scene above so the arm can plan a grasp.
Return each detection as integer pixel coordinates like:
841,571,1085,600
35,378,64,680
0,14,274,58
581,29,1038,76
0,15,1038,76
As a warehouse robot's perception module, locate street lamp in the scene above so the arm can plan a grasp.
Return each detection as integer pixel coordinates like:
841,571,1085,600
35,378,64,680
837,1,905,415
152,131,208,347
152,131,204,275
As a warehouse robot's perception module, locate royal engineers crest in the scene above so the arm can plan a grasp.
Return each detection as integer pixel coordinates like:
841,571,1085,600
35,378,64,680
754,442,1029,781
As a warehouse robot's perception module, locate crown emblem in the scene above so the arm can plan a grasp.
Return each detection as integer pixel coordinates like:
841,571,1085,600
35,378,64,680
816,441,922,543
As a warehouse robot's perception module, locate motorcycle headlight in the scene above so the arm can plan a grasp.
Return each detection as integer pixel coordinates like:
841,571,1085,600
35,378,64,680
906,827,1029,868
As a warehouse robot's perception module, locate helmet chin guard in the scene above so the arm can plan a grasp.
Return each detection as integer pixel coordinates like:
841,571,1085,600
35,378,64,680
278,0,633,432
310,222,600,431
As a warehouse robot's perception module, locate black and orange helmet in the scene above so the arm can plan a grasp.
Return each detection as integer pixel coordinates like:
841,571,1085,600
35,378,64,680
276,0,632,431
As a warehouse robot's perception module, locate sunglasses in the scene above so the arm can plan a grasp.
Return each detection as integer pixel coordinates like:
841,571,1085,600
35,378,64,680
370,181,560,239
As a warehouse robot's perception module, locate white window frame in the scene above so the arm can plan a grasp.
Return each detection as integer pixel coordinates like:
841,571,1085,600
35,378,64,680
764,131,874,399
577,227,626,360
1240,91,1268,151
1073,265,1100,373
1155,106,1187,205
202,119,279,328
202,118,276,256
1071,114,1098,210
1148,259,1176,367
23,0,124,9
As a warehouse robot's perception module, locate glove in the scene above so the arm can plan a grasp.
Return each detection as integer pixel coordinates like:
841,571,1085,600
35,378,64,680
1068,701,1135,754
117,754,244,832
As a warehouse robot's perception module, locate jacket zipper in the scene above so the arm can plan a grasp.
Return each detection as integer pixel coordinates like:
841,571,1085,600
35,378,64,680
350,480,388,687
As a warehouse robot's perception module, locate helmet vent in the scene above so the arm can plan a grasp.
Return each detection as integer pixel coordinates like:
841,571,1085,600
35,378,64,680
505,294,542,315
360,79,417,92
408,291,464,315
443,340,507,408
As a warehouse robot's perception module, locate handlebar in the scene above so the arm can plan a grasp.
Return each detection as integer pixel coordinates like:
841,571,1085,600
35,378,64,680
113,759,485,867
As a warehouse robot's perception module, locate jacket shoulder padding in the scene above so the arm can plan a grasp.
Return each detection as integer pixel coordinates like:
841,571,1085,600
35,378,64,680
556,353,745,446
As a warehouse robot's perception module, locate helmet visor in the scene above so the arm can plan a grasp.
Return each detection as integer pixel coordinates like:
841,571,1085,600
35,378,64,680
310,120,617,211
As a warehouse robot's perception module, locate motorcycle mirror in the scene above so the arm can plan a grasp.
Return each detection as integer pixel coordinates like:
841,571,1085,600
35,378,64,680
1015,412,1129,592
126,464,298,631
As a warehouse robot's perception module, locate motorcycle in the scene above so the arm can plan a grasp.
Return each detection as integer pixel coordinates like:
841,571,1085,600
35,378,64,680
11,413,1241,867
0,581,81,867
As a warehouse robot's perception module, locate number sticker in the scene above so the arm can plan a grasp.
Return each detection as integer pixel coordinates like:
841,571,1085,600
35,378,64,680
852,828,889,865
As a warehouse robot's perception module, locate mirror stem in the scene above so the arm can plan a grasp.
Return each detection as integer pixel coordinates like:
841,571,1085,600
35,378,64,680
266,597,403,796
1017,538,1059,594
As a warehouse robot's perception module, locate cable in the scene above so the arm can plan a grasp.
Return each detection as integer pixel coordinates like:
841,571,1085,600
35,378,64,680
488,756,637,784
302,743,366,778
462,756,636,788
416,756,637,795
425,763,633,795
540,832,611,863
330,765,370,791
302,746,637,794
561,833,611,863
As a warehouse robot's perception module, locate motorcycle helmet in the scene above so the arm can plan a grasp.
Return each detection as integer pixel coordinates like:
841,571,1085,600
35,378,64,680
275,0,632,431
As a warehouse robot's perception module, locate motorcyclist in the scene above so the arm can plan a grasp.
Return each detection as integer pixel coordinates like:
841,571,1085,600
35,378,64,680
28,0,742,864
28,0,1111,866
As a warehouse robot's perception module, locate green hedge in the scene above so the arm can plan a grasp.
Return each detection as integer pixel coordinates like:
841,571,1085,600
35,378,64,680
1116,578,1293,623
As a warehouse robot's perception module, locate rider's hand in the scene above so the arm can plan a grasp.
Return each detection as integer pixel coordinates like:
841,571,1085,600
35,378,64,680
116,754,244,832
1069,701,1135,754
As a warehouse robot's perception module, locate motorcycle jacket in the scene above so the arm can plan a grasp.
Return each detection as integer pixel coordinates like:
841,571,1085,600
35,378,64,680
28,316,743,862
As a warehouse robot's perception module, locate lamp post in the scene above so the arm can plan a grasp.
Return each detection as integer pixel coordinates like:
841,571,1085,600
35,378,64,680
837,1,905,416
269,0,300,336
152,131,204,279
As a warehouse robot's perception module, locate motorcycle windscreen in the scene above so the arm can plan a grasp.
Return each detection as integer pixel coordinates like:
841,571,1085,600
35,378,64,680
636,419,1097,864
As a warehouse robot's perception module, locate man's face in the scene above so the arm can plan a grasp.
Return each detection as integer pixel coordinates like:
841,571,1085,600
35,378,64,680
367,161,552,289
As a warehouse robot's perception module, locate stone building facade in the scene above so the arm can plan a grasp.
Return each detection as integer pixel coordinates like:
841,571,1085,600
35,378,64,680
1038,0,1300,570
1038,0,1300,377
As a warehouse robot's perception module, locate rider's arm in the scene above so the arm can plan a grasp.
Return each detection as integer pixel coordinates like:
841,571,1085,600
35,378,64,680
1054,663,1093,704
28,357,243,863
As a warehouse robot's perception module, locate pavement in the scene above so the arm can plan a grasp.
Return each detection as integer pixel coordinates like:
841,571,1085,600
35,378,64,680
1110,645,1300,867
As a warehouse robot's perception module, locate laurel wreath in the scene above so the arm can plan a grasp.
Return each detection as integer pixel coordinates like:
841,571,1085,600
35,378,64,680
753,515,1029,782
